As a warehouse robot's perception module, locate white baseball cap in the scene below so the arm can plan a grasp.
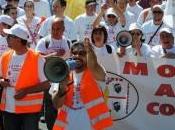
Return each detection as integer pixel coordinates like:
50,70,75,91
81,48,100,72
159,27,172,34
106,8,118,18
129,23,142,31
3,24,29,41
0,15,14,26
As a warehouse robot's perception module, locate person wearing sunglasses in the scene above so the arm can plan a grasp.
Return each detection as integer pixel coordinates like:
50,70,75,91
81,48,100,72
0,24,50,130
141,4,167,47
51,40,113,130
93,5,124,48
118,23,153,57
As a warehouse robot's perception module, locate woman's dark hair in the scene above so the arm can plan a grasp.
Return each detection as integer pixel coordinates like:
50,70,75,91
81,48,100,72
91,25,108,44
24,0,34,8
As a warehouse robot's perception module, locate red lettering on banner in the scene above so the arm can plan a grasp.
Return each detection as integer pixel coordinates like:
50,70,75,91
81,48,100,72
155,84,175,97
157,65,175,77
123,62,148,75
147,102,175,116
147,102,159,115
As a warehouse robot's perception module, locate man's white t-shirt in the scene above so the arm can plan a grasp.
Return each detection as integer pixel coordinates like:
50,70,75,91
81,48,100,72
74,13,97,41
0,51,47,113
35,35,70,59
38,15,77,41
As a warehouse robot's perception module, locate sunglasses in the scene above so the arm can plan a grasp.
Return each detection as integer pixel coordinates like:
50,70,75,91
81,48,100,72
72,50,86,56
131,32,141,36
107,15,116,18
153,10,163,14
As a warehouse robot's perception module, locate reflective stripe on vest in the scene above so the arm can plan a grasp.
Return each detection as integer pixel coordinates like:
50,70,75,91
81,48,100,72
91,111,110,125
84,97,104,109
53,69,113,130
0,49,43,113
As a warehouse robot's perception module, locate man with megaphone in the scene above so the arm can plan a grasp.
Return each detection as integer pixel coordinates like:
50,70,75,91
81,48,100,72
50,39,113,130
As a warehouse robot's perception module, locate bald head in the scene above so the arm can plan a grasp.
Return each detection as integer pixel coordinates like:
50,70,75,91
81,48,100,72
51,17,65,39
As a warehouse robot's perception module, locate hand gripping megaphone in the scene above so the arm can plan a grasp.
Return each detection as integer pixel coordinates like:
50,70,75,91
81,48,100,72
44,57,79,83
116,30,132,47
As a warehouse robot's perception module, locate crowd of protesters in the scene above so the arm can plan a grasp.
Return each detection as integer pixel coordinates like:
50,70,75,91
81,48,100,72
0,0,175,130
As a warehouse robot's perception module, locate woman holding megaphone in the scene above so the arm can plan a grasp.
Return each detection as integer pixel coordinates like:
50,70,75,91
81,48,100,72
117,23,153,57
50,39,113,130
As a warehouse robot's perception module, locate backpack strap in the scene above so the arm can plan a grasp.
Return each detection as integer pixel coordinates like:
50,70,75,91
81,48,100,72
106,44,112,54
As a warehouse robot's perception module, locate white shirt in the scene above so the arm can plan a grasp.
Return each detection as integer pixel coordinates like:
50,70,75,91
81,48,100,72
151,44,175,58
126,3,143,21
141,20,167,47
0,35,9,56
137,8,153,26
0,51,47,113
35,35,70,59
34,0,51,18
74,13,97,41
93,44,119,72
125,43,153,57
38,15,77,41
17,15,41,49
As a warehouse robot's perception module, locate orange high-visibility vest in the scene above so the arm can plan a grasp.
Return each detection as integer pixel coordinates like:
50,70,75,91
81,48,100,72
0,49,44,113
53,69,113,130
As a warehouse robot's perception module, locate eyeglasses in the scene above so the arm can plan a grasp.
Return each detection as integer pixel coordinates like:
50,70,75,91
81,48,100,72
107,15,116,18
131,32,141,36
72,51,86,56
153,10,163,14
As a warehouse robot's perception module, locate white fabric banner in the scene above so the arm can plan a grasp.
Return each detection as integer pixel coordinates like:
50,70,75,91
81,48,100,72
105,56,175,130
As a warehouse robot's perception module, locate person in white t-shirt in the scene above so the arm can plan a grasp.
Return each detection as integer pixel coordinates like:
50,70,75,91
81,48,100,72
51,40,113,130
110,0,135,30
0,24,49,130
91,25,119,72
126,0,143,20
74,0,98,41
35,17,71,130
93,4,125,49
0,15,14,56
152,27,175,58
119,23,153,57
137,0,163,26
17,0,45,49
38,0,77,42
141,5,167,47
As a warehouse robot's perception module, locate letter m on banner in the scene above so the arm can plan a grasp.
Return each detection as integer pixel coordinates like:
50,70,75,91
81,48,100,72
123,62,148,75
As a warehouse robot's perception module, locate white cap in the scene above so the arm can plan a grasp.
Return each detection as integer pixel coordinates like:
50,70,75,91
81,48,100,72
106,8,118,18
129,23,142,31
3,24,29,41
0,15,14,26
159,27,172,34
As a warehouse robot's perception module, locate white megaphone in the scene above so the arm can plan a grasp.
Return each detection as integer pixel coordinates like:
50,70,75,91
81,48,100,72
163,0,175,28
